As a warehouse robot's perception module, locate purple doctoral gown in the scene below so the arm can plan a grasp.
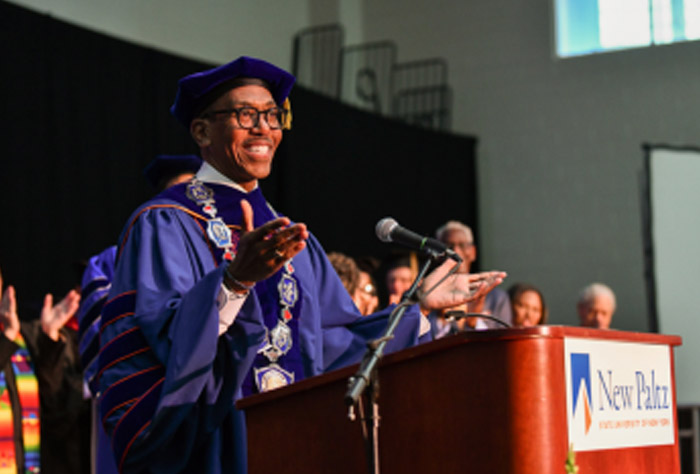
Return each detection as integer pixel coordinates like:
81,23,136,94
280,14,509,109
98,181,428,473
77,245,120,474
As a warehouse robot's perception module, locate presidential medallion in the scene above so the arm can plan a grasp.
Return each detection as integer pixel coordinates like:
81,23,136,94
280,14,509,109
278,274,298,307
185,180,214,204
255,364,294,392
206,218,232,248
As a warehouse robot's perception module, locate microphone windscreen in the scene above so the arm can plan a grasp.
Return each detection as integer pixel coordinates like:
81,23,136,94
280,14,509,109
375,217,398,242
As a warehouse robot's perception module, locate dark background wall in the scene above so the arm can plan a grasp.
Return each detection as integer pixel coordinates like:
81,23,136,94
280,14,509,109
0,1,477,312
0,1,200,312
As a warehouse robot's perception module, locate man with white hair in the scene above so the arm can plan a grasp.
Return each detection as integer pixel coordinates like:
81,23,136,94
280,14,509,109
434,220,512,330
577,282,616,329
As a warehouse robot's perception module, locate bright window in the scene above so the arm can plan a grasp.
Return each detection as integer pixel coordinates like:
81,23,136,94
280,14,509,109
555,0,700,57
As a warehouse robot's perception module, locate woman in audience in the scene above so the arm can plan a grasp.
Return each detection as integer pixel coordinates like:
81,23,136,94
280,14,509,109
507,283,547,328
354,256,380,316
327,252,361,296
327,252,380,316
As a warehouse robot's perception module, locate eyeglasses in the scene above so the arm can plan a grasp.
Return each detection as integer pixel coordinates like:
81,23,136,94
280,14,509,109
449,242,473,251
360,283,377,297
203,106,287,130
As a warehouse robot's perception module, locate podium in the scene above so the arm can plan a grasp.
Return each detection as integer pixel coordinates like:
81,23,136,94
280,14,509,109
237,326,682,473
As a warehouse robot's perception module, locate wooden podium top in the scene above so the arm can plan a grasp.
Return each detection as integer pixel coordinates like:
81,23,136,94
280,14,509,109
238,326,682,474
238,325,681,411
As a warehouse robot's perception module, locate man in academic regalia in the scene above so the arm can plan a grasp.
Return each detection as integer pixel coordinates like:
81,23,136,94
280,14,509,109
98,56,504,473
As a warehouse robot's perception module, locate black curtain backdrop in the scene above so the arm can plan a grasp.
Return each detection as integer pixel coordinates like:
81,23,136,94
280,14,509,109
0,1,477,311
270,87,479,266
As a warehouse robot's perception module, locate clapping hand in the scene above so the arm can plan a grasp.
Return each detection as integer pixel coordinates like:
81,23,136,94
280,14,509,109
224,199,308,291
40,289,81,341
0,286,20,342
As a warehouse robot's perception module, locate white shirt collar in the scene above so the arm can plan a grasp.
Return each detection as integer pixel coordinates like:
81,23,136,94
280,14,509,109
195,161,258,194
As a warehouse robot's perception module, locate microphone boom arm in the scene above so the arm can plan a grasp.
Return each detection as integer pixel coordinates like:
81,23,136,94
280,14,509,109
344,255,433,405
344,255,435,474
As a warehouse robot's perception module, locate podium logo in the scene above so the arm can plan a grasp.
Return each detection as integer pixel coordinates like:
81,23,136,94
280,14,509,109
565,337,674,451
571,353,592,434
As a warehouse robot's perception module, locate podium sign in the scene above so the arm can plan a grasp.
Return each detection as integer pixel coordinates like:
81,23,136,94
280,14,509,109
565,338,675,451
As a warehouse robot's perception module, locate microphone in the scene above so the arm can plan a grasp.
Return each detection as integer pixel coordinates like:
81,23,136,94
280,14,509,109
444,310,512,328
375,217,462,262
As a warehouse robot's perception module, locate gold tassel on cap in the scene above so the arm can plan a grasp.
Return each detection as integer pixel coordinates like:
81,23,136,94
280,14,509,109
282,98,292,130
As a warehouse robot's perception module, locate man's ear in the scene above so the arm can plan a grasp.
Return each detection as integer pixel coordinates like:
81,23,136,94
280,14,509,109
190,118,211,147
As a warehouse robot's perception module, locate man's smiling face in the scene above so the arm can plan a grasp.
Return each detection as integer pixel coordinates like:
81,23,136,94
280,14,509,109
199,84,282,191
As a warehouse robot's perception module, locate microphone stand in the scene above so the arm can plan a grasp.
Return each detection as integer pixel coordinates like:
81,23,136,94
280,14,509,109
344,253,437,474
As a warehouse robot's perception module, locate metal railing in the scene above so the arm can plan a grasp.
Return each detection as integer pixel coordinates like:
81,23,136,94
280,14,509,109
292,24,344,98
339,41,397,114
292,24,453,131
391,58,447,98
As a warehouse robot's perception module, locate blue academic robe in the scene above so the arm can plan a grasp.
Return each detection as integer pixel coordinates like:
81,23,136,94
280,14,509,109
98,181,428,473
77,245,120,474
79,245,117,396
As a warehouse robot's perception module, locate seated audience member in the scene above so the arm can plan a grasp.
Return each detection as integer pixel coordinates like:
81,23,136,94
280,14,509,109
327,252,361,297
0,266,87,474
577,282,616,329
354,256,380,316
327,252,380,316
507,283,547,328
384,254,418,305
435,220,512,328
